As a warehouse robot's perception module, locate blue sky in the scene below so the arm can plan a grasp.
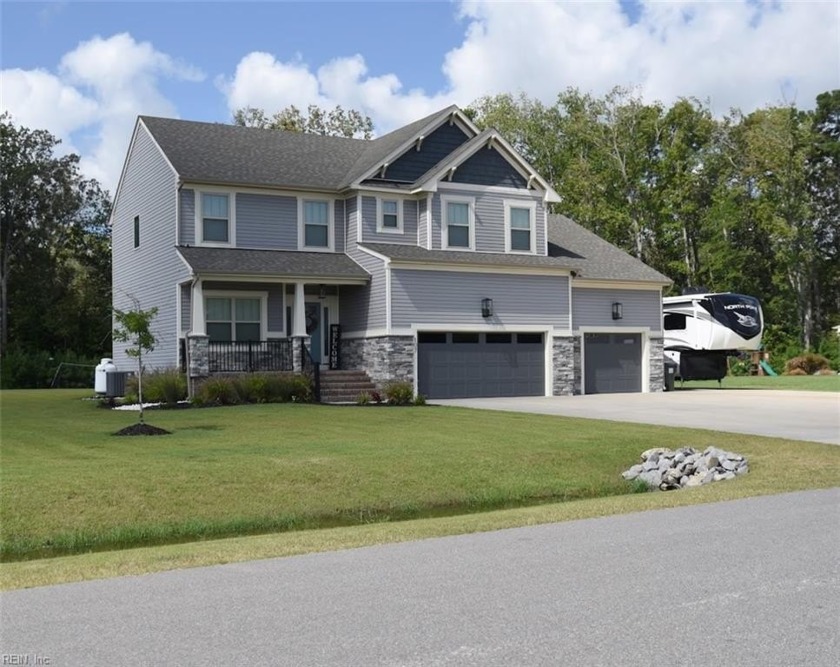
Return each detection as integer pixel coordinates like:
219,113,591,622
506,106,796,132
2,1,838,193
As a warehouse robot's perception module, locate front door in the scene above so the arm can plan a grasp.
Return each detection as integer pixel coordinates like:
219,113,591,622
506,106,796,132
305,302,322,364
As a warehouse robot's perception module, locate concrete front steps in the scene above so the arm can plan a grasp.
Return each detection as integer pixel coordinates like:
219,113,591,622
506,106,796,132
318,370,377,403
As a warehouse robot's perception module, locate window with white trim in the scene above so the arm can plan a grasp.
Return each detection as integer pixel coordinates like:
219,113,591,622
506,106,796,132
206,297,261,342
301,199,331,249
377,198,403,233
504,200,536,254
201,193,230,243
442,197,474,250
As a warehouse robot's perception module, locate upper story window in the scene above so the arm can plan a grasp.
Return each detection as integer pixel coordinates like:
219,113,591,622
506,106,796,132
133,215,140,248
201,193,231,244
300,199,333,250
504,200,536,254
377,198,403,234
442,196,474,250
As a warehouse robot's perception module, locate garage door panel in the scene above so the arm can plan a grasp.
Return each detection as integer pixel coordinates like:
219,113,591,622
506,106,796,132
584,333,641,394
418,333,544,399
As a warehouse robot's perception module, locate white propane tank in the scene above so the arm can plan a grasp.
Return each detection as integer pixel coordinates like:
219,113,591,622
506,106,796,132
94,358,116,394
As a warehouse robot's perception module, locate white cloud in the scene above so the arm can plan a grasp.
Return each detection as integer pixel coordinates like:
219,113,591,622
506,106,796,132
220,0,839,131
1,33,204,193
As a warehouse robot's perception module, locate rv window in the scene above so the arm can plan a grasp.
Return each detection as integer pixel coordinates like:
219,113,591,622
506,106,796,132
664,313,687,330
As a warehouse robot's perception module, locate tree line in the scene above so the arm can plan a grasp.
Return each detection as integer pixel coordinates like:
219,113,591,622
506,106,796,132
2,90,837,387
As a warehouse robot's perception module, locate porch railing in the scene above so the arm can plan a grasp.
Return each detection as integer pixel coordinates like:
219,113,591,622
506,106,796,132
208,340,293,373
300,342,321,403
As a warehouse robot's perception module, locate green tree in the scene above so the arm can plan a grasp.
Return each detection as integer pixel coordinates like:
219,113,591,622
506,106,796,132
0,113,111,357
233,103,374,139
113,302,158,424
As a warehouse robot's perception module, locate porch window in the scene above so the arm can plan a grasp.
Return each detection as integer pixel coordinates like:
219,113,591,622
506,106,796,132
303,200,330,248
202,193,230,243
206,297,261,342
442,197,474,250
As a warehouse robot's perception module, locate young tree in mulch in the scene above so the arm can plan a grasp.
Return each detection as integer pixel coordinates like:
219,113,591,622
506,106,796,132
112,301,170,436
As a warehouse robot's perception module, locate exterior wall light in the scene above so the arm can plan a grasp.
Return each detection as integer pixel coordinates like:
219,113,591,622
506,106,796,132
612,302,623,320
481,298,493,318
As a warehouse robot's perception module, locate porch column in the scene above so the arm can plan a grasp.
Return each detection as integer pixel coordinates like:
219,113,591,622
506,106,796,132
292,281,308,373
190,278,206,335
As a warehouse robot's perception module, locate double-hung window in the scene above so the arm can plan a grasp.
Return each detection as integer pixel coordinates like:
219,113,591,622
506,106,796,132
201,193,230,243
377,198,402,233
443,197,474,250
301,199,331,249
505,200,536,253
206,297,261,342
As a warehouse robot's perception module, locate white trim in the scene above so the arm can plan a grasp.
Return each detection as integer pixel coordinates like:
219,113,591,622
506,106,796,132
410,323,551,333
356,244,392,263
389,261,572,277
503,199,537,254
204,290,269,342
426,194,433,250
578,327,651,395
568,275,574,332
182,181,337,198
437,182,542,197
385,264,392,332
440,195,475,251
188,273,367,285
376,197,404,234
297,196,335,252
196,188,236,247
356,194,362,244
574,279,667,290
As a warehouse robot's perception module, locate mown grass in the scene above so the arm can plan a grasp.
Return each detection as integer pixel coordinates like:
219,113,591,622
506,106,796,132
1,389,838,576
684,374,839,392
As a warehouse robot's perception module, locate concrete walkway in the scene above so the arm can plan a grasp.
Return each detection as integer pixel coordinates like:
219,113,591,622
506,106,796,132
432,389,840,445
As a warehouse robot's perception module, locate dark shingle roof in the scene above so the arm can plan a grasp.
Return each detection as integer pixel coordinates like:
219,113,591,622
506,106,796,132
142,117,369,190
141,106,463,192
360,243,581,271
547,214,671,283
177,246,369,280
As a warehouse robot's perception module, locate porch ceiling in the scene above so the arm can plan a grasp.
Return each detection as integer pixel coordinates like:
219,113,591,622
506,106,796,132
177,246,370,282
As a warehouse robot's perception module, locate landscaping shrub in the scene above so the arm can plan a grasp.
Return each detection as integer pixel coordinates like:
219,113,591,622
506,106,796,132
784,352,831,375
384,380,414,405
413,393,427,406
194,373,312,406
142,368,187,405
356,392,371,405
727,354,752,376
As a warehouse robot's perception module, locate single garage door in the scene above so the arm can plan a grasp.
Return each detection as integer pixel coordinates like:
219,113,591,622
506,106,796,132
584,333,642,394
418,332,544,399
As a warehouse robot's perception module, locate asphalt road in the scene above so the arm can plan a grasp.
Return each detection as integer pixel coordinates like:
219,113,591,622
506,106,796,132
2,489,838,666
433,389,840,445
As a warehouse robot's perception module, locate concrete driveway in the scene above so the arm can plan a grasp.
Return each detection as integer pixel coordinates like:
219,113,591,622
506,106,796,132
432,389,840,445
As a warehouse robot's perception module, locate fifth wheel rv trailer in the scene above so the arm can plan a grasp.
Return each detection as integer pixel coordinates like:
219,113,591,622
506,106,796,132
663,292,764,382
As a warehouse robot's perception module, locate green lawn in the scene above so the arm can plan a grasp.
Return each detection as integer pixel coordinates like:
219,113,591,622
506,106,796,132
2,389,839,566
681,374,839,392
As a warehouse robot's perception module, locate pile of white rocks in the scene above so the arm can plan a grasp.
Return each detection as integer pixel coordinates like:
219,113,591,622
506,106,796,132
622,447,749,491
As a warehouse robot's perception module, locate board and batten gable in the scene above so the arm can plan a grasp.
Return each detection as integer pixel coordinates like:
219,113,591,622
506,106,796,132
390,269,570,330
430,187,546,255
572,287,662,331
359,195,419,245
451,147,528,188
371,122,471,184
112,121,188,370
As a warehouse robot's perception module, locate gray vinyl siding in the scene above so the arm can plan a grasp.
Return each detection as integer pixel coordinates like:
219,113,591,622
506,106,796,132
433,189,546,255
334,199,345,253
181,284,191,333
235,193,297,250
391,269,570,329
345,196,358,248
374,123,470,183
340,249,387,333
111,122,188,370
418,198,428,248
359,196,418,245
452,147,528,188
573,287,662,331
179,189,195,245
203,281,285,333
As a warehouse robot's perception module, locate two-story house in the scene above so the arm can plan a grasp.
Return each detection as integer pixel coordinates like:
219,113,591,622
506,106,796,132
111,105,670,398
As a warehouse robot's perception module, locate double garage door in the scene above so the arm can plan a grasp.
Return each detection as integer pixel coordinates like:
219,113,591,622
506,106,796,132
583,333,642,394
417,332,544,399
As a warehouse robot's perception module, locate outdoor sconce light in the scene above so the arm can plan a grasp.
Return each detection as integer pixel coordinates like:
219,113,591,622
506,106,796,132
612,302,623,320
481,297,493,318
318,284,326,300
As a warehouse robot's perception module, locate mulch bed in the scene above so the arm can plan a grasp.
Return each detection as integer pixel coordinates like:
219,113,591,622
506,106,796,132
113,423,172,436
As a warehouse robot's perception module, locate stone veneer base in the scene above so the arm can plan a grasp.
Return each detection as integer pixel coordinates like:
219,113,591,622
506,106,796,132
341,336,415,388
